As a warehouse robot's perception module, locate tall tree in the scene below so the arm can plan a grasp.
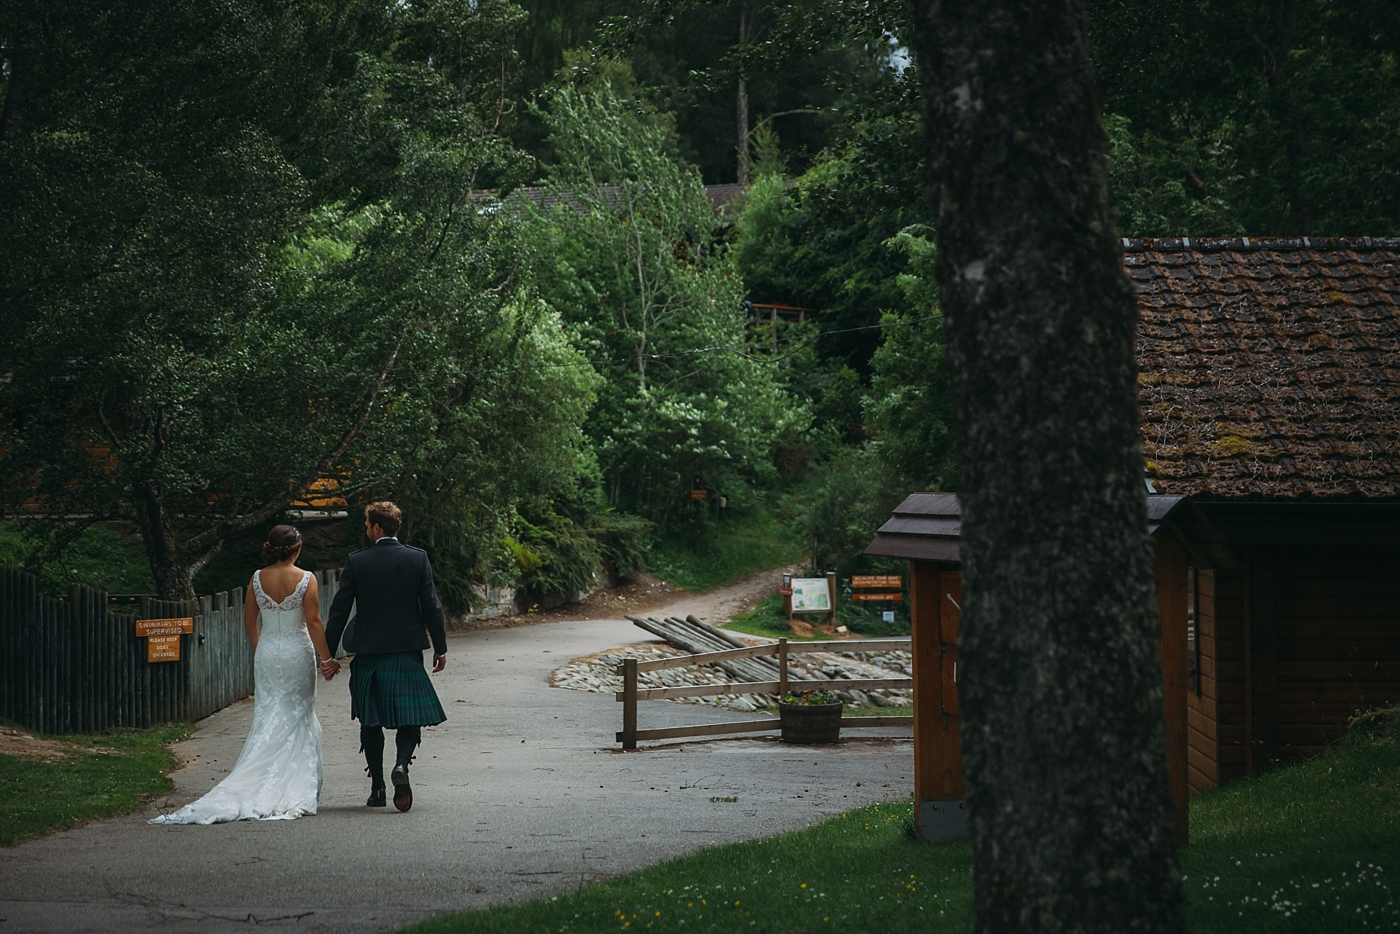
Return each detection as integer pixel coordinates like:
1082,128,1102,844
909,1,1186,931
1089,0,1400,236
0,0,567,599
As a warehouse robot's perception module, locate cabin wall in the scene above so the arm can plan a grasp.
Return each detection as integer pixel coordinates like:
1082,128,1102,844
1152,534,1191,841
1214,545,1400,775
1268,545,1400,762
1186,568,1220,792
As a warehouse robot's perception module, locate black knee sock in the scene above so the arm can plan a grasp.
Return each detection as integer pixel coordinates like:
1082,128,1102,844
360,725,385,788
395,726,421,767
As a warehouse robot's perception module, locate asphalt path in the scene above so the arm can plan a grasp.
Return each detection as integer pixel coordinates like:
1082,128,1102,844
0,617,912,934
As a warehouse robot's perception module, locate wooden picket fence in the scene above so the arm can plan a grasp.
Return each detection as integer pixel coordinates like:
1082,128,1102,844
0,566,342,734
616,637,914,748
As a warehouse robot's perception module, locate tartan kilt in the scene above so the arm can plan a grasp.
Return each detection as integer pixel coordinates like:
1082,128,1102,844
349,652,447,729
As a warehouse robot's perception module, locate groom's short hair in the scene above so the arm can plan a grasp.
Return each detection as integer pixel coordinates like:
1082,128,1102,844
365,501,402,536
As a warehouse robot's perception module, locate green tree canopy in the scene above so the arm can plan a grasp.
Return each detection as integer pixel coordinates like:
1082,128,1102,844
525,78,797,522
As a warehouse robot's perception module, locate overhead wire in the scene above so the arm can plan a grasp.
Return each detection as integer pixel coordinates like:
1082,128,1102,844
466,313,943,376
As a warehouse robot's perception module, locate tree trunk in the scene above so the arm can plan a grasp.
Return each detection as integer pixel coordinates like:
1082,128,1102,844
736,0,750,186
910,1,1186,932
133,482,196,601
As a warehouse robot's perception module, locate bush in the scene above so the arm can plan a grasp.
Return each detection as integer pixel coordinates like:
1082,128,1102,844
0,521,154,596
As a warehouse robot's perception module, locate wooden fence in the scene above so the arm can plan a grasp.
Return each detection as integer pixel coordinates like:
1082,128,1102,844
616,637,914,748
0,566,342,734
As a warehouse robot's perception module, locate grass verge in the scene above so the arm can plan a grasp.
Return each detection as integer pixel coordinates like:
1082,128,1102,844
1182,716,1400,931
727,593,912,642
726,593,828,641
0,722,189,846
650,505,803,594
403,714,1400,934
402,799,973,934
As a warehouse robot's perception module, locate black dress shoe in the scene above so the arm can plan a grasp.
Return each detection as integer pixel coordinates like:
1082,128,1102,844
390,763,412,812
367,787,387,807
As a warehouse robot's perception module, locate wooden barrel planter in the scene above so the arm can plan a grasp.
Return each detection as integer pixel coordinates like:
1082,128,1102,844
778,701,843,744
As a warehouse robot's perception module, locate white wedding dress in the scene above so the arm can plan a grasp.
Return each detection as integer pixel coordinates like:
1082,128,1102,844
150,570,324,824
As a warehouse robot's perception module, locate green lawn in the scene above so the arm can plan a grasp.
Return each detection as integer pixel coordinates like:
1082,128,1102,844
726,593,830,641
650,506,804,595
0,723,189,846
403,800,971,934
403,714,1400,934
1182,716,1400,932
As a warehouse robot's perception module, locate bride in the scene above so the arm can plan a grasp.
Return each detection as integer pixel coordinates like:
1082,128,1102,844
151,525,341,824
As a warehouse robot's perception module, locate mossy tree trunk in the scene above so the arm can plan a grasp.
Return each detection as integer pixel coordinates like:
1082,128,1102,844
909,1,1187,931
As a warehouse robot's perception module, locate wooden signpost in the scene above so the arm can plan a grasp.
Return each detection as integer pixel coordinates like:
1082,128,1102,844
852,575,903,588
136,617,193,663
851,575,904,612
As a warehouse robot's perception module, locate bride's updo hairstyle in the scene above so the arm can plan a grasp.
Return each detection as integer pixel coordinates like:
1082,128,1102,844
262,525,303,566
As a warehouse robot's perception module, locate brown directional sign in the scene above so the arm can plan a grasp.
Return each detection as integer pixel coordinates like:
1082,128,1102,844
852,592,903,602
689,489,708,501
146,634,181,662
851,575,902,589
136,617,194,637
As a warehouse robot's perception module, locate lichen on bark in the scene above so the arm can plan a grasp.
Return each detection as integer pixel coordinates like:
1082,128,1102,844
910,0,1187,930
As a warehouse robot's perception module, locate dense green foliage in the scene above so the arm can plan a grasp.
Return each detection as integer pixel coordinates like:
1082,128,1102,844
1090,0,1400,236
525,77,796,521
3,0,1395,605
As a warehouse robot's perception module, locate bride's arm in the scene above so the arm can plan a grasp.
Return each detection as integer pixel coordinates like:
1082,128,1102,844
303,576,337,674
243,576,259,653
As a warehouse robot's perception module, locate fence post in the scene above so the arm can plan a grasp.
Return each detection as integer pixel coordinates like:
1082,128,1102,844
621,658,638,750
778,638,788,697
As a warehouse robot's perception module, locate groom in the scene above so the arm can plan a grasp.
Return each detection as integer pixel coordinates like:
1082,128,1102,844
326,501,448,812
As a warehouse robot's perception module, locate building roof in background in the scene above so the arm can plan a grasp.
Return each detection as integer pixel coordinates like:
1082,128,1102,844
864,493,1236,568
1131,237,1400,501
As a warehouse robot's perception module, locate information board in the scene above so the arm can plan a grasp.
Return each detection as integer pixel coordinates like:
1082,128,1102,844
136,617,194,637
137,618,192,663
146,634,181,662
789,577,831,613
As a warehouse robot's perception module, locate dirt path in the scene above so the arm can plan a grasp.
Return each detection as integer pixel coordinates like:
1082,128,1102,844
451,564,801,632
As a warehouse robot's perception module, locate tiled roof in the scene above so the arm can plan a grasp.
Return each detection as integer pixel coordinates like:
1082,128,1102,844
1131,237,1400,501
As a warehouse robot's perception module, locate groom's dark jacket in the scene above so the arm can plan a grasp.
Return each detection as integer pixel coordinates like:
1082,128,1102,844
326,538,447,657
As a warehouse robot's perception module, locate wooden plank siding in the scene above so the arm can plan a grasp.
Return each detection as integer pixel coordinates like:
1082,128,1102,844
1153,533,1191,840
1209,546,1400,777
1211,566,1250,784
1269,545,1400,761
1186,568,1219,793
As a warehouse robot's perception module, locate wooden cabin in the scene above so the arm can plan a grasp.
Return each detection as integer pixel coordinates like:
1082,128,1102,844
1133,237,1400,786
866,493,1234,843
865,237,1400,842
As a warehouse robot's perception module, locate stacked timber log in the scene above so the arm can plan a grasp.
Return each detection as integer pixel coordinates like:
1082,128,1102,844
627,614,835,683
627,615,779,683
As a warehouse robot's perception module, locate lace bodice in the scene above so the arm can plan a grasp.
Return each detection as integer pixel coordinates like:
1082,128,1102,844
252,569,311,613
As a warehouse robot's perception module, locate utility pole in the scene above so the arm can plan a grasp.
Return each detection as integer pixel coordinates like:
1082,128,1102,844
736,0,750,186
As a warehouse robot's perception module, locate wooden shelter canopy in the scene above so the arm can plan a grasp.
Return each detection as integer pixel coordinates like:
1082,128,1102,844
865,493,1236,569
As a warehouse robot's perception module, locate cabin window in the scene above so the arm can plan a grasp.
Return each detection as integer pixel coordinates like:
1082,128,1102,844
1187,565,1199,695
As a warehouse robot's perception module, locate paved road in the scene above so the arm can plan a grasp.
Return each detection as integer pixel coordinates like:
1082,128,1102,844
0,617,912,933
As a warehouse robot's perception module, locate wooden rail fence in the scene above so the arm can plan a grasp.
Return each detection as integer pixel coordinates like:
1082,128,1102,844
0,566,342,734
616,637,914,748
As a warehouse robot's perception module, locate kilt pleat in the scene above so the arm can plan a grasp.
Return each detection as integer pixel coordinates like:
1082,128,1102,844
350,652,446,728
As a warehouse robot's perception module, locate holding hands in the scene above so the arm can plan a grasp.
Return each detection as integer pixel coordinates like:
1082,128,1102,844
319,657,341,680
